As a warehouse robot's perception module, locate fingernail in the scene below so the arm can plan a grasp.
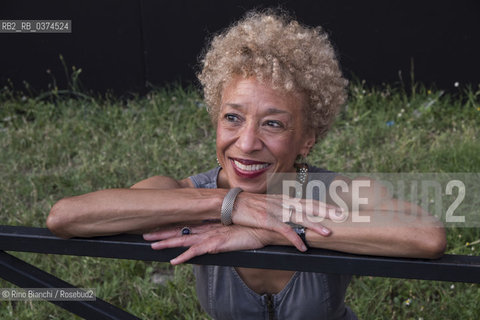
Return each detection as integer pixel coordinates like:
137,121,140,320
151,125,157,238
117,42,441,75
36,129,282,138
170,258,177,265
322,227,331,235
301,244,307,251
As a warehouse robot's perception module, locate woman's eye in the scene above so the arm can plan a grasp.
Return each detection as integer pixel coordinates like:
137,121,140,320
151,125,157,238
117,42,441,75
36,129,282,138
265,120,284,128
225,114,240,122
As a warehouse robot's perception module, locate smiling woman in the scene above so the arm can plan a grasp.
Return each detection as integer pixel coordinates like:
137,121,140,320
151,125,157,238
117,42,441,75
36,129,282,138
215,76,315,193
46,9,446,320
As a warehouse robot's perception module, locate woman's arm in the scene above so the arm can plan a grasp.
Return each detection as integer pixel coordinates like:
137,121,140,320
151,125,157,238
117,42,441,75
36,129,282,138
311,176,446,258
46,175,332,250
145,199,445,265
46,176,226,238
295,198,446,259
276,175,445,258
144,177,446,262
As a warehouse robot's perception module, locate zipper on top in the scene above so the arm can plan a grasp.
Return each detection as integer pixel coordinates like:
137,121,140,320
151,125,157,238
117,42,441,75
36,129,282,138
265,294,275,320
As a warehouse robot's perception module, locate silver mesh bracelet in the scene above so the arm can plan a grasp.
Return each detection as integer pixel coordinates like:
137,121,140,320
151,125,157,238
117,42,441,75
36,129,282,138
221,187,243,225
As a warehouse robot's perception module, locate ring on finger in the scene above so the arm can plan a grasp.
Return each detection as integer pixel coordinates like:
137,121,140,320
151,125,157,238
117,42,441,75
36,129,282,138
181,227,191,235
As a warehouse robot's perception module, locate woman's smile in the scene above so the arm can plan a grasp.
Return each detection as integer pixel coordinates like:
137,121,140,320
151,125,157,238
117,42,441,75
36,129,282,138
230,158,271,178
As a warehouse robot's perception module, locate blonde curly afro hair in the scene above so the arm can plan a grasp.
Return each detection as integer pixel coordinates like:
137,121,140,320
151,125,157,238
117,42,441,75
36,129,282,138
197,10,348,141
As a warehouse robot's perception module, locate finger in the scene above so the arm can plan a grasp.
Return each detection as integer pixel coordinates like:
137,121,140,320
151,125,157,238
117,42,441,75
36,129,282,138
325,206,346,221
309,203,345,221
311,202,345,221
279,200,343,225
253,207,307,251
143,229,180,241
170,245,207,265
170,235,225,265
306,222,331,236
151,234,199,250
290,210,331,236
281,197,337,211
144,222,224,241
272,221,307,251
291,200,345,222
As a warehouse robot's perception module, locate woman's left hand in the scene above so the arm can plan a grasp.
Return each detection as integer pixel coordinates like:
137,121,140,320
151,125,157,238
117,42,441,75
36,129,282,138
143,223,278,265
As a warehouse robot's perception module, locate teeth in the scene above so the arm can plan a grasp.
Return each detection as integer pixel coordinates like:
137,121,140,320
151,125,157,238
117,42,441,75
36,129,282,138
233,160,269,171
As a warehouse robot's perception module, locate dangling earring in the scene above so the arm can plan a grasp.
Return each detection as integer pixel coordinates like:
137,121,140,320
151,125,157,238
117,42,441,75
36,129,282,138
294,155,308,185
216,158,221,168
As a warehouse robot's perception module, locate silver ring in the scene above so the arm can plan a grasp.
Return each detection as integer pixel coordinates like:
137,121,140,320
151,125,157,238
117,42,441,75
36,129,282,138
181,227,191,235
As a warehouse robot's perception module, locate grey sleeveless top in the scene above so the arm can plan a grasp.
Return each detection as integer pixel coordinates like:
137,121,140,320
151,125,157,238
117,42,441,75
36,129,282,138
190,166,357,320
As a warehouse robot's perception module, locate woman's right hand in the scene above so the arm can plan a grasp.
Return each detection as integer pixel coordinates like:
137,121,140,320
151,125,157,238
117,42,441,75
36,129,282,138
144,222,302,264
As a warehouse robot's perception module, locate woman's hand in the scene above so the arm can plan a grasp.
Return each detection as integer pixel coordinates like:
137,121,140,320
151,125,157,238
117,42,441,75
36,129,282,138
144,223,284,265
230,192,343,251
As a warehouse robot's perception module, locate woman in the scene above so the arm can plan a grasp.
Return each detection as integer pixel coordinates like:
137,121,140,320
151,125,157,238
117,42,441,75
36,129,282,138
47,10,446,319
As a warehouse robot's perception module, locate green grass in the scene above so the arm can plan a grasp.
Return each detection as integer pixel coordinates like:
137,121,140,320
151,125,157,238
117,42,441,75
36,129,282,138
0,82,479,319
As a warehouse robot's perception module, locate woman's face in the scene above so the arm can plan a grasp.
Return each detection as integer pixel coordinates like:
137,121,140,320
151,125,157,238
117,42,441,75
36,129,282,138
216,77,315,193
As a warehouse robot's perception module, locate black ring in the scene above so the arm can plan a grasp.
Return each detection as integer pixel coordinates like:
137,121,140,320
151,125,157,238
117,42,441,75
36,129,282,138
292,225,309,249
181,227,191,235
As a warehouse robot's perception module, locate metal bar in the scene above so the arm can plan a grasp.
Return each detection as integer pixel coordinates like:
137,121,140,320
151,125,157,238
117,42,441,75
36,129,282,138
1,225,480,283
0,250,140,319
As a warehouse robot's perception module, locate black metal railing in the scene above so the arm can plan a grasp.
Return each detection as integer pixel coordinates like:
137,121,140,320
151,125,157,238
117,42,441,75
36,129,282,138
1,225,480,319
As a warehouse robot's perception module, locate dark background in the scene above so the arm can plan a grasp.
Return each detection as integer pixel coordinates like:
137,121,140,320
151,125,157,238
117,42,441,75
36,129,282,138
1,0,479,95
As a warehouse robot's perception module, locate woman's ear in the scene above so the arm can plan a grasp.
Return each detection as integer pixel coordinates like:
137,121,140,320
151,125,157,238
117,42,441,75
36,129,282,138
300,129,316,157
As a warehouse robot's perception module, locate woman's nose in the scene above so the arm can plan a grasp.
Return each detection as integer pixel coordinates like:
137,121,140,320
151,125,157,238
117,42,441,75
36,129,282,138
236,122,263,153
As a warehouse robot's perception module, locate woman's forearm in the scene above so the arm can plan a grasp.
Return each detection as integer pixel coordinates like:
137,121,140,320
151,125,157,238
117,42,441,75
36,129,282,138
47,188,226,238
306,217,446,259
270,200,446,259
